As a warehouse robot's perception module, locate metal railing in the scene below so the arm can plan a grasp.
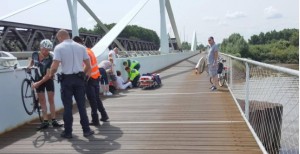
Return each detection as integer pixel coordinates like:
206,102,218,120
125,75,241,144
198,53,299,154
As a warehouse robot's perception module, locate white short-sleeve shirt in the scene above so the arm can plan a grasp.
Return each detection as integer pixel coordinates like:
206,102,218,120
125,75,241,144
53,39,89,74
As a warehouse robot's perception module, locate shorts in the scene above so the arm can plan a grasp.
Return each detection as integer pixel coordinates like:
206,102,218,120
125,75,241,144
109,74,117,81
36,79,54,93
99,68,109,85
208,64,218,77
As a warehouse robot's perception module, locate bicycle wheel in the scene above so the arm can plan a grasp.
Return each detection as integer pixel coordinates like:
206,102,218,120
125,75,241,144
210,77,213,84
218,73,226,87
21,79,35,115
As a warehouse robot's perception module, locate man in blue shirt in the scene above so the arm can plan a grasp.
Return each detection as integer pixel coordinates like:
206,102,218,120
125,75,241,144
207,36,219,91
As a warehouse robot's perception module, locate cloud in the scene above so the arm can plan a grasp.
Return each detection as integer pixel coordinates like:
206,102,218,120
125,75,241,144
264,6,283,19
225,11,247,19
202,16,219,21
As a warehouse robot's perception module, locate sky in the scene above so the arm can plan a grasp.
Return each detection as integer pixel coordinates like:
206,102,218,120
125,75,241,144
1,0,299,46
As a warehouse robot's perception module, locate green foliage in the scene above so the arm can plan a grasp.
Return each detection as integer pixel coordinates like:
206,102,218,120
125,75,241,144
222,29,299,64
79,23,160,45
220,33,249,57
197,44,206,51
181,41,191,50
248,28,299,45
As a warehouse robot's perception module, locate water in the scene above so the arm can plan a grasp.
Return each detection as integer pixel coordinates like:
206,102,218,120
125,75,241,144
231,76,299,154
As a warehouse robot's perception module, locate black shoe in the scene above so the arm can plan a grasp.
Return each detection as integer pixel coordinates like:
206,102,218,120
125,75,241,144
60,131,73,139
37,122,49,130
83,130,94,137
100,116,109,122
89,122,100,126
52,120,63,127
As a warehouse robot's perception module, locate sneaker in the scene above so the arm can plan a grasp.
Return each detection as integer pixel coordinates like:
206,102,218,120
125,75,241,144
209,85,214,89
37,122,49,130
106,92,113,96
89,122,100,126
83,130,94,137
52,120,63,127
61,131,73,139
100,116,109,122
211,86,217,91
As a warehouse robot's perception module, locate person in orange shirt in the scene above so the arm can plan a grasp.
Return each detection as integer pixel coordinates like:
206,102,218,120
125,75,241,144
73,36,109,125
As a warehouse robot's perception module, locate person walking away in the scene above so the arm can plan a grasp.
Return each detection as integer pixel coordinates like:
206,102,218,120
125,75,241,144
28,39,63,130
207,36,219,91
49,29,94,138
73,36,109,125
125,67,140,88
123,59,140,71
98,59,114,96
116,70,132,90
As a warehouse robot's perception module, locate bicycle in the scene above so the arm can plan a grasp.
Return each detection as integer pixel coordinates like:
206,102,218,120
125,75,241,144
21,67,42,122
209,58,228,87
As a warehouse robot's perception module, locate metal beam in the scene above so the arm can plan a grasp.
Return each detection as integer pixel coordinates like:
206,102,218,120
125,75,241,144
165,0,182,49
159,0,169,53
191,31,197,51
91,0,150,62
77,0,126,51
67,0,79,37
0,0,50,20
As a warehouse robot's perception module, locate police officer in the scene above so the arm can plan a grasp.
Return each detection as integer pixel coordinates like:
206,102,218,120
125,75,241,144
125,66,140,87
49,29,94,138
73,36,109,126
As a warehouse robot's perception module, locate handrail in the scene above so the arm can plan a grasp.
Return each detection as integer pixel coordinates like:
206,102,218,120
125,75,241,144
220,52,299,154
221,53,299,76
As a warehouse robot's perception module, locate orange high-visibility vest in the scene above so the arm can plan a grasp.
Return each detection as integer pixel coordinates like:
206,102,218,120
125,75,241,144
87,48,100,79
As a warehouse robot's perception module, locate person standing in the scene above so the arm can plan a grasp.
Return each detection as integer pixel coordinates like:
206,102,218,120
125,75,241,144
73,36,109,125
98,59,114,96
28,39,63,130
207,36,219,91
125,67,140,88
49,29,94,138
108,47,118,60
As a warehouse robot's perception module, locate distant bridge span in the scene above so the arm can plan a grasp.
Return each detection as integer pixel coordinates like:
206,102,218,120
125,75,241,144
0,20,159,52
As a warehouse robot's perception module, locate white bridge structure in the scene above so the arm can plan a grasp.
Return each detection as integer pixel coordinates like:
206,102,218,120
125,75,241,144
0,0,197,134
0,0,298,154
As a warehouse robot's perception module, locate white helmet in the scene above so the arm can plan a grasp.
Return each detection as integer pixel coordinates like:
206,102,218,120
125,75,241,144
40,39,53,50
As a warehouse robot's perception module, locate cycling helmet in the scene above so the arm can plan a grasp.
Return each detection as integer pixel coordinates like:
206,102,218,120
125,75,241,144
40,39,53,50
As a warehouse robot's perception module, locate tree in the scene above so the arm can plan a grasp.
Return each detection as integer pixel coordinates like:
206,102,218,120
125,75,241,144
220,33,249,57
181,41,191,50
249,35,260,45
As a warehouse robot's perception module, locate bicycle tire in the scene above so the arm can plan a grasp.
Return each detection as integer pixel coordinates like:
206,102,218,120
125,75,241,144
218,73,226,87
210,77,213,84
21,79,35,115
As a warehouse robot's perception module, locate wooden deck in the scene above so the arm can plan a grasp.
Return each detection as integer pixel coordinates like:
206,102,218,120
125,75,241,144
0,55,262,154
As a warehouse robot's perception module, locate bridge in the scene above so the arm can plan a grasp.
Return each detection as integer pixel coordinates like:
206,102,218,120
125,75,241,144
0,0,299,154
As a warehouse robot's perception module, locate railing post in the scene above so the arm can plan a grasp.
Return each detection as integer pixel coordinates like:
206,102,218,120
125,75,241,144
245,62,250,120
229,57,233,88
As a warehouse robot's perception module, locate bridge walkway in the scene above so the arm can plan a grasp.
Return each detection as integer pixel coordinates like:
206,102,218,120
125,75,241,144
0,54,262,154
